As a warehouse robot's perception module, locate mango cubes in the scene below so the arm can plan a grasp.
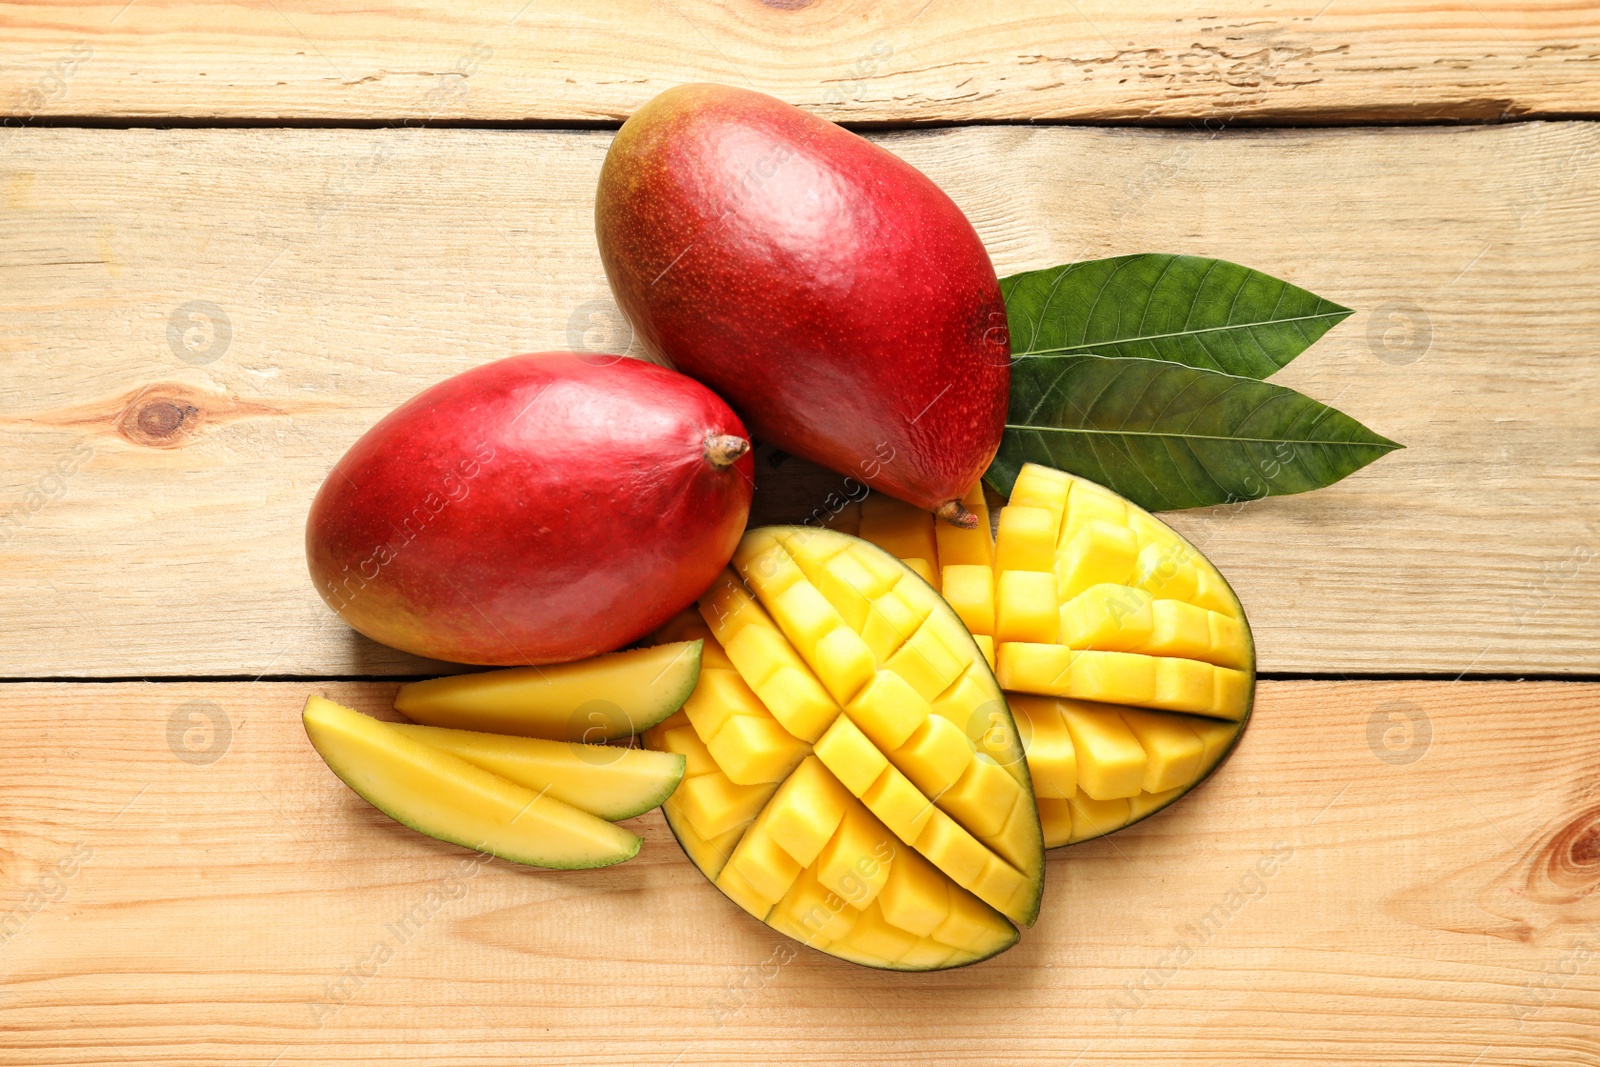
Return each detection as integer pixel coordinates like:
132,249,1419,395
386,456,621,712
644,525,1044,971
853,465,1256,847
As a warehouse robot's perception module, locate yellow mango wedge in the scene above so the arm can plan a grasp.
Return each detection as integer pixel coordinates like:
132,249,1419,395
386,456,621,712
387,723,684,821
304,695,641,869
393,641,702,741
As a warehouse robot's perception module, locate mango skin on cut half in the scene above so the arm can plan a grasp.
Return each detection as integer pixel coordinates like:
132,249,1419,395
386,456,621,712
643,526,1044,972
839,466,1255,848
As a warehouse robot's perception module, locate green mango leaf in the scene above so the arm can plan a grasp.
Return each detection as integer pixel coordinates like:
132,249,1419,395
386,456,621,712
1001,254,1353,378
987,354,1402,511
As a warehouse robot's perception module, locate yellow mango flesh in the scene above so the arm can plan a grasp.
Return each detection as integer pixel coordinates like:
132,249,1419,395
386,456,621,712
643,723,748,883
891,714,975,797
653,615,735,668
1118,708,1207,794
682,668,763,740
707,713,811,786
846,670,933,752
815,804,894,906
941,564,996,636
993,646,1249,719
1059,584,1154,651
644,707,774,878
973,634,996,670
677,770,777,839
1007,695,1077,800
1035,798,1074,853
1056,702,1147,801
304,696,640,869
393,641,702,742
853,465,1255,847
935,484,994,567
646,526,1042,972
763,757,852,867
859,495,938,564
386,723,685,821
995,505,1057,573
1008,463,1070,531
1056,521,1139,601
995,570,1060,644
658,725,717,779
1066,793,1131,844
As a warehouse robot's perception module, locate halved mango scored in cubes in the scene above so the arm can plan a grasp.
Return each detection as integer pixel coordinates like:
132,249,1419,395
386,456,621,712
643,526,1044,971
302,643,698,867
839,464,1255,848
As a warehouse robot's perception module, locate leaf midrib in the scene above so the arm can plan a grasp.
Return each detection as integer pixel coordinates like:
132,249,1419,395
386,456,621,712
1011,309,1350,357
1006,422,1400,449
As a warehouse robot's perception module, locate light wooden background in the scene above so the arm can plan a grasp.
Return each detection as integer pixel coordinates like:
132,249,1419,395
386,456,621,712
2,3,1598,1065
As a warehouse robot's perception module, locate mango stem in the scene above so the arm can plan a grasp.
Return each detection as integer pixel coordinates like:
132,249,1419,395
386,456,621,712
703,434,751,469
935,499,979,529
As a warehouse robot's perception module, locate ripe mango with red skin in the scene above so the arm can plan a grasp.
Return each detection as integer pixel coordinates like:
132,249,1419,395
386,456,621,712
596,83,1010,527
306,353,754,665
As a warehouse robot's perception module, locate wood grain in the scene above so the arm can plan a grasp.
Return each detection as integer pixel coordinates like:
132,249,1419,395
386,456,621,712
0,679,1595,1065
1,1,1598,125
3,122,1597,677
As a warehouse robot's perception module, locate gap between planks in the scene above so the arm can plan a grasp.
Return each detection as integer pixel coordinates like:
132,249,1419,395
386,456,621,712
2,122,1598,677
10,114,1600,131
4,0,1599,125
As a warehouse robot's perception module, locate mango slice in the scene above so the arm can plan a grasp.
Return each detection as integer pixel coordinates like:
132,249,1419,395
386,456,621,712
854,464,1255,846
393,641,702,741
387,723,685,821
304,696,640,868
645,525,1044,971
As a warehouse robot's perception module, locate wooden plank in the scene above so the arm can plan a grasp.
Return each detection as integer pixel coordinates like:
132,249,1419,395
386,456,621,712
1,2,1598,125
0,679,1596,1064
1,122,1597,677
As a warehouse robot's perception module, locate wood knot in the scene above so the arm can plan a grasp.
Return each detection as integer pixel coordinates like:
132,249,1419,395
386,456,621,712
1386,798,1600,943
137,401,195,438
1539,803,1600,891
118,387,207,448
30,380,289,449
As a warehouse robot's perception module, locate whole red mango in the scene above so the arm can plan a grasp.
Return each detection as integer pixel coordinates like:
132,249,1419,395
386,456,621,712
306,353,753,665
595,83,1009,527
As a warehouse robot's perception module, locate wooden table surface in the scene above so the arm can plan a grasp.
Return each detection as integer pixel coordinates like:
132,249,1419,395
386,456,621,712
2,4,1598,1065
